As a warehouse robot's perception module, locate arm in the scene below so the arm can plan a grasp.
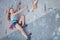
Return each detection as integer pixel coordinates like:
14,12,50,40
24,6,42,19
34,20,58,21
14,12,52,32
13,6,28,15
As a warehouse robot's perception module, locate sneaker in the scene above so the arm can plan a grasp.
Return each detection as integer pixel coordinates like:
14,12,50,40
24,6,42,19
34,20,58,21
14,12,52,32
27,36,31,40
22,24,28,28
27,33,32,40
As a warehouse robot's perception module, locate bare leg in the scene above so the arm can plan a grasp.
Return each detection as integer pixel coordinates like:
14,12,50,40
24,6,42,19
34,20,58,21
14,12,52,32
15,24,28,39
19,16,25,26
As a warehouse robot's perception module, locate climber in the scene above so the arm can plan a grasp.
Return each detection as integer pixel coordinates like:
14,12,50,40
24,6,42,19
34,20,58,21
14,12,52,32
7,1,31,40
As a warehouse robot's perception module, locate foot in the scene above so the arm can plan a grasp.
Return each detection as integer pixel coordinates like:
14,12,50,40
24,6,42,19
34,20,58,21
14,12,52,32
27,33,32,40
27,36,31,40
22,24,28,28
28,33,32,36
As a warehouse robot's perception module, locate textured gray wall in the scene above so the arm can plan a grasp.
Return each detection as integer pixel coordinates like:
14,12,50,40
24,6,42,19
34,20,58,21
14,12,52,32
0,0,60,39
0,8,60,40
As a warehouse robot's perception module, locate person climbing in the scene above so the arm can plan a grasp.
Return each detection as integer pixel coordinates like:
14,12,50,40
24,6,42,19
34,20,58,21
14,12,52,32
7,1,31,40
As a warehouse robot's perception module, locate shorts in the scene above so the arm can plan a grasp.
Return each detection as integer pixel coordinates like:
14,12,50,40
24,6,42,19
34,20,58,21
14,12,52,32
12,20,18,28
12,20,22,28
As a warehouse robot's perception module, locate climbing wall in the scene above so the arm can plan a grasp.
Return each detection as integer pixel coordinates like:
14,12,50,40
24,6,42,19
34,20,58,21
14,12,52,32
0,0,44,38
0,8,60,40
0,0,60,40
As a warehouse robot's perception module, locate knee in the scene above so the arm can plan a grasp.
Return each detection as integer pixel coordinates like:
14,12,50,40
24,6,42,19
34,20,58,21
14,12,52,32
21,15,25,19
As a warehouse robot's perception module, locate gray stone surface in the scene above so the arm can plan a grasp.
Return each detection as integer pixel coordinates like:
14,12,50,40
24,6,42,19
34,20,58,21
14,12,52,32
0,9,60,40
0,0,60,40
